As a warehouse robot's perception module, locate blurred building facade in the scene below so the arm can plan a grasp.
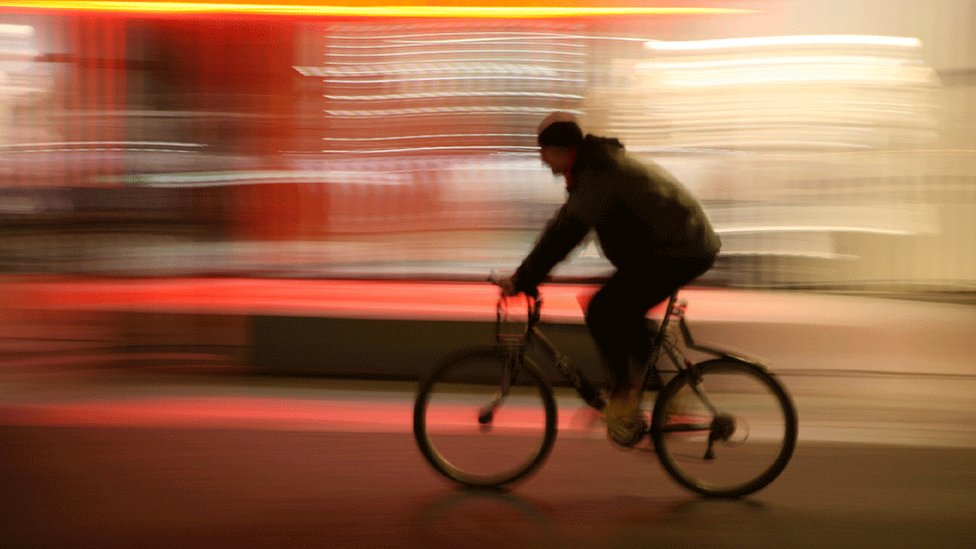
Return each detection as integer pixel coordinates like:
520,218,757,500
0,0,974,294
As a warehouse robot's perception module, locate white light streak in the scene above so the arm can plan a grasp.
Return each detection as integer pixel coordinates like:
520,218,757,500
2,148,201,155
117,170,405,188
296,63,580,77
320,75,581,85
328,38,584,49
319,146,539,154
325,31,661,45
323,48,584,59
716,226,915,236
323,106,578,117
636,55,921,71
322,133,531,142
0,23,35,36
319,57,583,67
322,91,583,101
0,141,205,149
658,67,933,87
645,35,922,52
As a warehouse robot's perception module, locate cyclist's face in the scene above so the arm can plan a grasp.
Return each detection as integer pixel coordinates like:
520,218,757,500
540,146,570,175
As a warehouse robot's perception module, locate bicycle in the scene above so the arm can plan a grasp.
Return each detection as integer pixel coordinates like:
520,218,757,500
413,281,798,498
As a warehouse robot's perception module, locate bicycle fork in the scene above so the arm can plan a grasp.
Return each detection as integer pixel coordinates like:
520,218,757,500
478,349,521,427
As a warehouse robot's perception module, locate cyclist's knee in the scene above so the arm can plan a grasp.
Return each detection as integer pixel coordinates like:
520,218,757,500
584,296,613,331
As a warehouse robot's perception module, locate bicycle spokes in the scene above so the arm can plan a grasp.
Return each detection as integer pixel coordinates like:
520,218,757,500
651,359,797,497
415,348,557,487
476,355,523,429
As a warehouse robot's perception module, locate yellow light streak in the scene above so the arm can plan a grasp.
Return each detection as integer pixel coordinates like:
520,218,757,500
0,1,755,18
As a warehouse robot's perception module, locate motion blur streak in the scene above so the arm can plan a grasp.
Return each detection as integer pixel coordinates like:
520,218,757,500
0,394,599,436
0,6,974,547
304,27,586,157
0,1,755,18
644,35,923,51
0,396,417,433
0,2,974,291
2,8,975,290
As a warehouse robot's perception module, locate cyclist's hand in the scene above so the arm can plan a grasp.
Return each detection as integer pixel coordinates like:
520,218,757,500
497,276,519,297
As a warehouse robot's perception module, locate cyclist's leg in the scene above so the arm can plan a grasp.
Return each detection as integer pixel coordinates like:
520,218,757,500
586,270,669,443
585,270,658,396
631,256,716,359
588,257,717,389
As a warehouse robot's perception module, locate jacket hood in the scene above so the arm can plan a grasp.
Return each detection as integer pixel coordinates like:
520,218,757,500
571,134,625,173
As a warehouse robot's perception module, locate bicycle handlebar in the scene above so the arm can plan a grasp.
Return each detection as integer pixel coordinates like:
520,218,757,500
488,272,549,342
492,274,543,342
488,271,539,297
496,292,542,325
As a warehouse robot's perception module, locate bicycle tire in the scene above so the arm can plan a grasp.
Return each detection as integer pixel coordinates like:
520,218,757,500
650,359,797,498
413,345,558,488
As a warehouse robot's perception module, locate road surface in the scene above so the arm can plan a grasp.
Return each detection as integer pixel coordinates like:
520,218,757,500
1,368,973,548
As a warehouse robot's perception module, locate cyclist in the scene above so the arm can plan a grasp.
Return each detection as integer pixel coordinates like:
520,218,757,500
498,112,721,444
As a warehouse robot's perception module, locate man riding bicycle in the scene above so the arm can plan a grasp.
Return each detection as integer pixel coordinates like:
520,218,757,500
498,112,721,444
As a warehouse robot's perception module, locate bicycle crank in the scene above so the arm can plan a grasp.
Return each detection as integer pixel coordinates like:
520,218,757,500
704,414,736,460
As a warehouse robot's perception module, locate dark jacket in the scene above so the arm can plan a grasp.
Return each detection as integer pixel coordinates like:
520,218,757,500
513,134,721,293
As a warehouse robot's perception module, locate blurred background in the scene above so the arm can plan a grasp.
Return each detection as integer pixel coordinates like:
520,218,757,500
0,0,972,291
1,5,974,546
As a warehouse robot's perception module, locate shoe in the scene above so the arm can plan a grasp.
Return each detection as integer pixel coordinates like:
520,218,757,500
604,386,646,446
607,415,646,447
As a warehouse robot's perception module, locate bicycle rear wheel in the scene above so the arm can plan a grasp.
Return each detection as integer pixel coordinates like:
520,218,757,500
650,359,797,498
413,345,557,487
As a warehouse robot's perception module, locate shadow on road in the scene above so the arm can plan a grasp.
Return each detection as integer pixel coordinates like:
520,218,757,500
414,485,774,547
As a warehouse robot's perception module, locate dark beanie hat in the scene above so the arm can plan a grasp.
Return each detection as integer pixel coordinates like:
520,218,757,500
537,121,584,148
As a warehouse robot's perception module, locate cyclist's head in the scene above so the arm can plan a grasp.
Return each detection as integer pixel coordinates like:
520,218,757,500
537,112,582,175
537,111,583,148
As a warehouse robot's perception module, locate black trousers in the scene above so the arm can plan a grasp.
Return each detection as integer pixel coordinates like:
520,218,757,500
585,256,715,394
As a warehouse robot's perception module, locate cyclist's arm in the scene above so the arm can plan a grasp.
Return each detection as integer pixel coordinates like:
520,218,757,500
512,204,590,294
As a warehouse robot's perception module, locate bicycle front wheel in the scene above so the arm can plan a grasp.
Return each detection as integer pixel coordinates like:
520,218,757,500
413,346,557,488
651,359,797,498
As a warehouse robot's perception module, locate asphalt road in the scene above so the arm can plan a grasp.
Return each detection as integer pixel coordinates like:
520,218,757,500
1,370,974,548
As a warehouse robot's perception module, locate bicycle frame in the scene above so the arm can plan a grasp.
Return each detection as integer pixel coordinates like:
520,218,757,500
494,291,768,412
417,289,797,494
